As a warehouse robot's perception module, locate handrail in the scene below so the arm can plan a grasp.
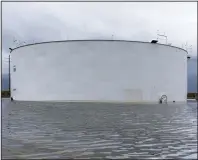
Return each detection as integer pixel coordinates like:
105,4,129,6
159,95,167,104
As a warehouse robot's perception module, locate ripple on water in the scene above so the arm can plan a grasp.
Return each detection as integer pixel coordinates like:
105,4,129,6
2,100,197,159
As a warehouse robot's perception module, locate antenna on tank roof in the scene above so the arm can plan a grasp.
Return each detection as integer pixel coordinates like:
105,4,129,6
156,30,168,44
184,42,188,49
184,42,192,51
13,37,17,43
186,44,192,54
156,30,159,40
13,37,18,48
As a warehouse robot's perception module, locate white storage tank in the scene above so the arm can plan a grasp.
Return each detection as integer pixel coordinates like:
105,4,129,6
10,40,188,103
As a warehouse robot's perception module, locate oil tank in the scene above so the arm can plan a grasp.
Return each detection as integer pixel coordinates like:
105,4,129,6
10,40,188,103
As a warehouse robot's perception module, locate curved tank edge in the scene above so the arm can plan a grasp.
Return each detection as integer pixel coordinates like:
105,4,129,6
10,39,188,53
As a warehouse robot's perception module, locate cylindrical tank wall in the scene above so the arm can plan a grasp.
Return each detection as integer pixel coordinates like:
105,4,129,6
11,41,187,103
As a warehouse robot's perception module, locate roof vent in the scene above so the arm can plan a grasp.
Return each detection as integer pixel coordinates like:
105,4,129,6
151,40,158,43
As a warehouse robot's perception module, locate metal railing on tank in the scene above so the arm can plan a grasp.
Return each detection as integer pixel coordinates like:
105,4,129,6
159,95,168,104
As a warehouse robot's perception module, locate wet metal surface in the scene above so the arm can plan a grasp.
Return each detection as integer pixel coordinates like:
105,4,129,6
2,99,197,159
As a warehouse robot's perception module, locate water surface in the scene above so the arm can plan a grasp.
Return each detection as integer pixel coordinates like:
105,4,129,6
2,99,197,159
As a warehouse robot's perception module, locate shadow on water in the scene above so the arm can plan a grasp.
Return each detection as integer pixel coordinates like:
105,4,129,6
2,99,197,159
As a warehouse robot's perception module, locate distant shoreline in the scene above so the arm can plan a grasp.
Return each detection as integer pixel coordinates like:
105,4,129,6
1,90,197,100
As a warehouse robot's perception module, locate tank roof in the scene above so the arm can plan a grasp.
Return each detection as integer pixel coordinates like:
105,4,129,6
10,39,188,53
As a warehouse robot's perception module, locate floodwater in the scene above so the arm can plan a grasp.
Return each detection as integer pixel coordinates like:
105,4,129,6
2,99,197,159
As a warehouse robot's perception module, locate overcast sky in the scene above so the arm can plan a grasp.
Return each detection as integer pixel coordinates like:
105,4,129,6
2,2,197,73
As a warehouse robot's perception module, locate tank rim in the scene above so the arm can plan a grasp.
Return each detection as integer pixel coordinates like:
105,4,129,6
10,39,188,53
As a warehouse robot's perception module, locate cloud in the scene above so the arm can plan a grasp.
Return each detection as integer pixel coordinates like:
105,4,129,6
2,2,197,74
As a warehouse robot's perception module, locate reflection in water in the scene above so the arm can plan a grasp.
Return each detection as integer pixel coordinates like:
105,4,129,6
2,99,197,159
